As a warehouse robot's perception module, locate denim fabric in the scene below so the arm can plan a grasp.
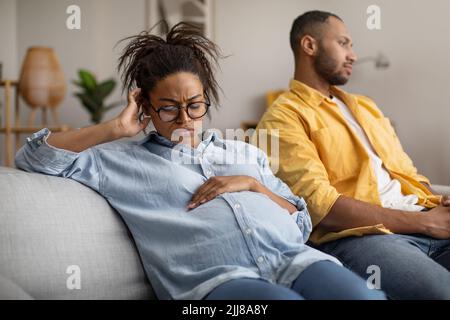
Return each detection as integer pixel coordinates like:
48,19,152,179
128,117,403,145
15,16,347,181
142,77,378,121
205,260,386,300
314,233,450,299
15,128,341,300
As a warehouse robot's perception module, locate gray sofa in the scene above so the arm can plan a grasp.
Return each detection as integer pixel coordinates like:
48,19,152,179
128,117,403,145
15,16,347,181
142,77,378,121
0,166,155,300
1,165,450,300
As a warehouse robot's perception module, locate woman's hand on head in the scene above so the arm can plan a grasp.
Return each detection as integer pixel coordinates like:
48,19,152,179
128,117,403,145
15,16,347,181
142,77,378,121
114,89,151,138
188,176,260,210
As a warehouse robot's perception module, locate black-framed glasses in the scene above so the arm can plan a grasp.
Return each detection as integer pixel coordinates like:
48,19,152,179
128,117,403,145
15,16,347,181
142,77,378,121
150,92,211,123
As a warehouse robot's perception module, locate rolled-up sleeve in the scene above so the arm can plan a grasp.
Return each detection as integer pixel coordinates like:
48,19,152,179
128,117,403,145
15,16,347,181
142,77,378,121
14,128,101,192
256,147,312,242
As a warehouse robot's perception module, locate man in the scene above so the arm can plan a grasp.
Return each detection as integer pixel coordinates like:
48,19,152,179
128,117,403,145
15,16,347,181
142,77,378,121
256,10,450,299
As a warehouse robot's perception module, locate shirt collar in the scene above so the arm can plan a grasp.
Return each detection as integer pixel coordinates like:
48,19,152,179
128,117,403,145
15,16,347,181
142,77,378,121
289,79,352,108
138,130,227,150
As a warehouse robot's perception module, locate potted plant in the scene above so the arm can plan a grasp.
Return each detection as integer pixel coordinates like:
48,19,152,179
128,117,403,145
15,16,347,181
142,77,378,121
73,69,122,124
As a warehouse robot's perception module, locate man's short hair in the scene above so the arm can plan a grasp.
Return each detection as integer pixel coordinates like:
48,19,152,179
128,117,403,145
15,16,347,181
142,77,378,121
290,10,342,55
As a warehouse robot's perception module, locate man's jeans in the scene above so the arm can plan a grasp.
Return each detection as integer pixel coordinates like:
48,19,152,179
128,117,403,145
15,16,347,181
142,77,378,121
312,234,450,299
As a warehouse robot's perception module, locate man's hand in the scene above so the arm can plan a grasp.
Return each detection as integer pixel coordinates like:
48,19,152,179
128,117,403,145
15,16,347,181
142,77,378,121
441,195,450,207
419,205,450,239
188,176,258,209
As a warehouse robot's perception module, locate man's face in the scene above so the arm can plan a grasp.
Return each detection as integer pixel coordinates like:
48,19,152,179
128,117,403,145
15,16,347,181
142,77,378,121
313,17,357,86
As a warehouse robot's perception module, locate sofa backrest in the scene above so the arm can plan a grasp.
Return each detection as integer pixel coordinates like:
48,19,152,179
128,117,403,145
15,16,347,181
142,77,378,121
0,166,155,300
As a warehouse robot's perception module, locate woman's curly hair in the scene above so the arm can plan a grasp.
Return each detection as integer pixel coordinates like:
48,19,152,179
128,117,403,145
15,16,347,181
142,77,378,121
117,21,222,112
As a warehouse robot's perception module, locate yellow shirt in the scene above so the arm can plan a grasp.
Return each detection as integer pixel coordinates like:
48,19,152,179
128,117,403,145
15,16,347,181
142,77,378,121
256,79,441,245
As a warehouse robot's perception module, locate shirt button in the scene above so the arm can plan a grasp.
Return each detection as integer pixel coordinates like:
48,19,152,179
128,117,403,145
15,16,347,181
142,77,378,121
257,256,264,263
234,203,241,209
245,228,252,235
206,170,212,175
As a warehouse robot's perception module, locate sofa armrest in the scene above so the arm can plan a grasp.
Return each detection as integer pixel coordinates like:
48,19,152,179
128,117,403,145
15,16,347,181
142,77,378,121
432,184,450,196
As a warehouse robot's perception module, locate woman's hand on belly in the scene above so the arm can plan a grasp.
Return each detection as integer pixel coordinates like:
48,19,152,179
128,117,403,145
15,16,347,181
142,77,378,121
188,175,258,209
187,175,297,214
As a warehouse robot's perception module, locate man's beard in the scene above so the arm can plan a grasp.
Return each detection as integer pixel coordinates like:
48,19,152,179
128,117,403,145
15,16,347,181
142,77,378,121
313,46,349,86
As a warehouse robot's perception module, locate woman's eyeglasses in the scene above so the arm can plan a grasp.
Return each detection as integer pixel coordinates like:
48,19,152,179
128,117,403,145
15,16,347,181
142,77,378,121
140,92,211,123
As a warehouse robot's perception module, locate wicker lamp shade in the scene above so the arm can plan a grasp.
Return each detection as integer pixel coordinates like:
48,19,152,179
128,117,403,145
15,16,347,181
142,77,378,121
0,48,71,166
18,47,66,125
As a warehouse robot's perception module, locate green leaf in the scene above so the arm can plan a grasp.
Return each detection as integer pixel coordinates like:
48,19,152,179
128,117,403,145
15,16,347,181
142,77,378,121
74,92,100,113
91,91,104,107
97,80,116,99
72,80,83,88
78,69,97,92
72,70,120,123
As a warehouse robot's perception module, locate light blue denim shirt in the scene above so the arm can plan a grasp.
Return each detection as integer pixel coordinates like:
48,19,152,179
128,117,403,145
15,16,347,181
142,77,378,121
15,128,341,300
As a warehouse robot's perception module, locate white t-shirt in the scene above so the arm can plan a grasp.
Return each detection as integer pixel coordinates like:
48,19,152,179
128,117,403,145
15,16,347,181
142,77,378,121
331,96,424,212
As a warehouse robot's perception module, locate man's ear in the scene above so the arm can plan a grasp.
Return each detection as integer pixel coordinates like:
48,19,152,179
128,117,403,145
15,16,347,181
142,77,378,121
300,35,318,57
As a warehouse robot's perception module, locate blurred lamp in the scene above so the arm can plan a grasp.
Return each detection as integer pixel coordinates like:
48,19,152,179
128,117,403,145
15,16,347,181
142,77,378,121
355,52,390,69
18,47,66,126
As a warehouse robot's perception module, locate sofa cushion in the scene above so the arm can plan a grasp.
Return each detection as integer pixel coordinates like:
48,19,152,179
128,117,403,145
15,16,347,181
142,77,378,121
0,274,34,300
0,167,155,300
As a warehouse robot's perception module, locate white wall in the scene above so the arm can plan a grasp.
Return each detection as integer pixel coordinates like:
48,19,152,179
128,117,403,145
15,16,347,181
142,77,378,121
0,0,17,79
16,0,147,126
1,0,449,184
